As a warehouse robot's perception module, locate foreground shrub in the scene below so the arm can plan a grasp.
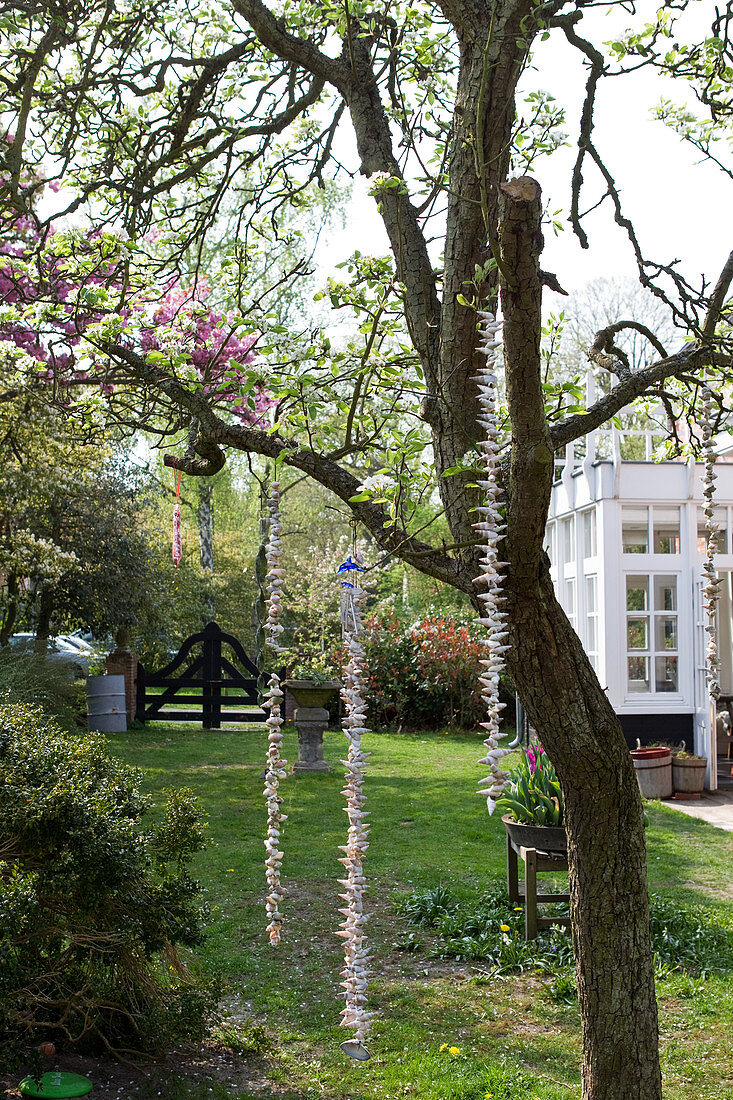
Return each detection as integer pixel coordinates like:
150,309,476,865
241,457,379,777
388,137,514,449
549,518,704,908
0,701,215,1067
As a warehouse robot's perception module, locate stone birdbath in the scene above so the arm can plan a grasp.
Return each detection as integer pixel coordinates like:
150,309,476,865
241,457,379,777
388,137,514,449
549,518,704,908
285,679,341,771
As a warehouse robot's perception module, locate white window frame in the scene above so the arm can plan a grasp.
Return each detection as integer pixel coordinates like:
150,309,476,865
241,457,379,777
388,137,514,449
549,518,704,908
624,572,681,697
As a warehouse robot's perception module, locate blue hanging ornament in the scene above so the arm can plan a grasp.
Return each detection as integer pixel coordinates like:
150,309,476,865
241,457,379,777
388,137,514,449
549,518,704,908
337,554,366,637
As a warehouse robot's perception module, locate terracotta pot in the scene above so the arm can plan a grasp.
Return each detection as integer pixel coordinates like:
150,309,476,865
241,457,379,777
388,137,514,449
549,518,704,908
629,746,671,760
502,814,567,853
284,679,340,709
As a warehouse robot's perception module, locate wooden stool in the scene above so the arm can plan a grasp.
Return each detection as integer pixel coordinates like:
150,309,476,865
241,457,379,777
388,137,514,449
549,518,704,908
506,832,571,940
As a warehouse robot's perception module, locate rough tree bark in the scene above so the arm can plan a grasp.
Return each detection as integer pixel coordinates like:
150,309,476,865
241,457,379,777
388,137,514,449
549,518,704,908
510,573,660,1099
496,177,662,1100
0,574,19,649
149,8,668,1091
34,583,55,652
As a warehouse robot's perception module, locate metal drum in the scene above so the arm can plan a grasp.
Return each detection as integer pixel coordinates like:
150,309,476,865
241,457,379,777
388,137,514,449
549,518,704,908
86,674,127,733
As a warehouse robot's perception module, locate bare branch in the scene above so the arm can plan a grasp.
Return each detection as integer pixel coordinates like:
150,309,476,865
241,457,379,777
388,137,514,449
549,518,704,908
550,343,707,450
702,249,733,337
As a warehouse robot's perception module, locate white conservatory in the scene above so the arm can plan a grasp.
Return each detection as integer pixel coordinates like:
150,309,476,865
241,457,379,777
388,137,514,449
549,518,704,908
546,416,733,791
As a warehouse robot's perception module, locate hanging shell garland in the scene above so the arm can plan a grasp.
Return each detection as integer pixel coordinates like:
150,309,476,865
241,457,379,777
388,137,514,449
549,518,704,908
702,385,721,701
474,311,510,815
335,561,373,1060
263,481,287,945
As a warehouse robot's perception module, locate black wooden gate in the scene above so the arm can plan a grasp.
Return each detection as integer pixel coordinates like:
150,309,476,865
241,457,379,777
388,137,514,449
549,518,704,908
135,621,270,728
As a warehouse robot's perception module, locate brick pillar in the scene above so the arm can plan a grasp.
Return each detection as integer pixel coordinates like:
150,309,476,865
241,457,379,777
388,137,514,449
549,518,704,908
106,628,137,723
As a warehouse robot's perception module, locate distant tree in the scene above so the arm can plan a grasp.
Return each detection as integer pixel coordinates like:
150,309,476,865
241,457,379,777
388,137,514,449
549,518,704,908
0,396,159,645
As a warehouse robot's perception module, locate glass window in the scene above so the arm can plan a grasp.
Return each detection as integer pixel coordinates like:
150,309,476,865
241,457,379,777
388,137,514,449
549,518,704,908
628,656,650,692
655,616,677,651
625,574,679,695
565,577,576,627
583,508,597,558
655,656,678,692
627,619,648,649
585,574,597,614
653,575,677,612
561,517,575,564
626,576,648,612
653,507,680,554
544,521,555,565
697,507,727,554
585,575,599,670
622,507,648,554
619,434,647,461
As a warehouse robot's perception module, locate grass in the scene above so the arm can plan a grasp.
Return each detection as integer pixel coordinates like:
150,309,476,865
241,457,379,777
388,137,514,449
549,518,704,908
104,721,733,1100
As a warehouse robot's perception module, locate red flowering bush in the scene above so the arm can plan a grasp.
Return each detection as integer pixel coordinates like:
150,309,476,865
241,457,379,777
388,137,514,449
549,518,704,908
352,609,513,730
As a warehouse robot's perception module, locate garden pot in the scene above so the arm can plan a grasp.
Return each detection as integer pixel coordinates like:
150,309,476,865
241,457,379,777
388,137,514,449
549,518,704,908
630,746,673,799
502,814,567,853
284,679,340,709
672,755,707,800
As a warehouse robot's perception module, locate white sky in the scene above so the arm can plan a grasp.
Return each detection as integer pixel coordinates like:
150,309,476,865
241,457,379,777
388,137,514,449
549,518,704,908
316,2,731,299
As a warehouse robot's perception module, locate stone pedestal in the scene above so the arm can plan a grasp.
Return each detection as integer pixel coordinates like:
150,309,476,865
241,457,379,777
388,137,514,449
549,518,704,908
293,706,332,772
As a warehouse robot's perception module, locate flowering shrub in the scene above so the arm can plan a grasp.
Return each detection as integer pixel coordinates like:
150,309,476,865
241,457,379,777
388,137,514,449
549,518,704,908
497,742,564,826
353,609,513,730
0,157,272,426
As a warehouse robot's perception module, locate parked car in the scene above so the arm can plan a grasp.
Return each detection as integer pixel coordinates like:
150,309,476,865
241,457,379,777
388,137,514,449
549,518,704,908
8,633,91,677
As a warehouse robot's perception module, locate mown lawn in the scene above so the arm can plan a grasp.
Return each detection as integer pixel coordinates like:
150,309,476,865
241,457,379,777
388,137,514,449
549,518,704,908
106,722,733,1100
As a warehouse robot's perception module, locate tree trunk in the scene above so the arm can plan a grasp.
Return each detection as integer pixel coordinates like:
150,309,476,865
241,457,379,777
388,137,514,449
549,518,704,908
492,177,662,1100
198,479,214,573
197,479,216,622
0,574,19,648
507,570,662,1100
34,584,55,653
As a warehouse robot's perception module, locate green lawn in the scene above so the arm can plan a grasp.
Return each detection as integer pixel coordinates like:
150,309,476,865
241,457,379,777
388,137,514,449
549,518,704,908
106,722,733,1100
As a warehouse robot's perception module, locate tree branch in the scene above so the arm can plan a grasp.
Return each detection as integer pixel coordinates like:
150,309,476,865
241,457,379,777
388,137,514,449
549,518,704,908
97,341,470,591
702,249,733,337
550,344,707,450
499,175,554,584
230,0,346,87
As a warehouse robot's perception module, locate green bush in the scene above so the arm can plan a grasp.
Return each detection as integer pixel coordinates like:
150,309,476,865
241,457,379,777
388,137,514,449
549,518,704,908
0,650,85,729
357,609,513,729
0,701,216,1068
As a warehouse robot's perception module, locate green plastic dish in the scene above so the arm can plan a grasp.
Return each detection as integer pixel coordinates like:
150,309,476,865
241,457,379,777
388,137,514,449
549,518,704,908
19,1072,93,1097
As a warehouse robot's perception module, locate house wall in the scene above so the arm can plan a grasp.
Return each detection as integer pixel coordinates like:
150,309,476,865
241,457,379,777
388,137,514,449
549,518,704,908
547,455,733,775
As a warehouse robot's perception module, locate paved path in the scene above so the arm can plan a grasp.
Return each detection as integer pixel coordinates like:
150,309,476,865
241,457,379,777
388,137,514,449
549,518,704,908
663,786,733,832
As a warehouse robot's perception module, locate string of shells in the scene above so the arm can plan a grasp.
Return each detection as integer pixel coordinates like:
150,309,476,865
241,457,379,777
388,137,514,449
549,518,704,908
701,385,721,701
474,311,511,815
263,481,288,945
335,579,373,1060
